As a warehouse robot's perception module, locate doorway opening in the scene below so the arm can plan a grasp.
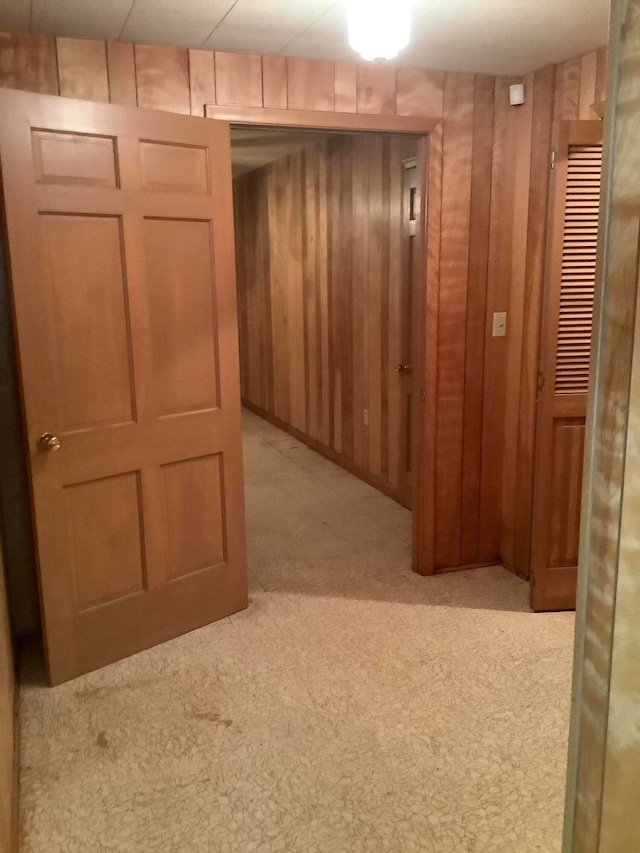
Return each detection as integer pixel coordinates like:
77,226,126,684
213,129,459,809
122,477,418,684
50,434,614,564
230,127,422,592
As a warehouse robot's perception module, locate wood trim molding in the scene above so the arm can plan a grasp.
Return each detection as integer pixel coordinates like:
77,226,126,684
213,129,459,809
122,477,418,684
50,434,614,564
205,104,439,133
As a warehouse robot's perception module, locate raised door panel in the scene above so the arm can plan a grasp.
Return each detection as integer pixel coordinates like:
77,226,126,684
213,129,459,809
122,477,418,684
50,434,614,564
66,471,145,610
139,141,209,193
163,454,226,580
144,218,220,416
41,214,135,431
32,130,118,187
549,420,585,566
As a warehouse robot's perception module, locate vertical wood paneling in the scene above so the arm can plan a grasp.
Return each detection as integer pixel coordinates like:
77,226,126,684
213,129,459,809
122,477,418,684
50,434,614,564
396,68,445,118
460,74,495,564
595,46,608,104
415,124,443,572
214,52,262,107
57,38,109,102
262,55,287,109
578,50,598,118
106,42,137,107
287,58,334,112
352,135,366,466
434,73,475,568
188,49,216,116
366,137,384,474
334,61,357,113
357,64,396,115
0,33,58,94
512,66,556,575
501,73,534,572
554,57,582,120
134,44,190,114
268,159,292,424
288,152,306,432
478,77,516,562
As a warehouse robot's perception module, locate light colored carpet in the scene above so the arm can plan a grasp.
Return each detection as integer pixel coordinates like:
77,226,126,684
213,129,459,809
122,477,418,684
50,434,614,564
19,410,575,852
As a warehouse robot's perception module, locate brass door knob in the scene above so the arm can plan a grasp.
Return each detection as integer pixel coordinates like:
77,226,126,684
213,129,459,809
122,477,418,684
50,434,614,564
38,433,62,453
395,363,412,373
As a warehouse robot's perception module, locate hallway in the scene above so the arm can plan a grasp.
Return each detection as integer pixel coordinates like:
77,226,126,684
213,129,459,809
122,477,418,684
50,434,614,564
19,411,575,852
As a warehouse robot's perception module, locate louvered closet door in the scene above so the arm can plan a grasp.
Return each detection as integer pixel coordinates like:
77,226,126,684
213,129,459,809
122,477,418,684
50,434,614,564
530,121,603,611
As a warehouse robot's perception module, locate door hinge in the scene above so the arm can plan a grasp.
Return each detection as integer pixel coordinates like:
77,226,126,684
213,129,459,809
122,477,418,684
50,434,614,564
550,148,556,170
537,371,546,393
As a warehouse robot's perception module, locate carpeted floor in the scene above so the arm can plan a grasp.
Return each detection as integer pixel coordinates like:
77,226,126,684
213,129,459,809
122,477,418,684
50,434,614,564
19,409,575,852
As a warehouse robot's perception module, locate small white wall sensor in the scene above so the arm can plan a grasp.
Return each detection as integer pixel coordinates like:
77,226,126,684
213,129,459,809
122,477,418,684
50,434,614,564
509,83,525,106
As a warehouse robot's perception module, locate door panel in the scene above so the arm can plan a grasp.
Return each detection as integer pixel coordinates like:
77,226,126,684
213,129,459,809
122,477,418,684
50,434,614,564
0,89,247,683
530,121,602,612
42,214,135,430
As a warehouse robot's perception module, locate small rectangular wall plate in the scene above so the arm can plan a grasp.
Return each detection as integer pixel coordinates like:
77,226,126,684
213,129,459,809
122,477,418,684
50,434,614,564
493,312,507,337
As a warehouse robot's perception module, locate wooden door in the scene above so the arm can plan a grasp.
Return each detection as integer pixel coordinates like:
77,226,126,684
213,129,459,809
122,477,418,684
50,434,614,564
530,121,603,611
0,89,247,684
397,159,419,508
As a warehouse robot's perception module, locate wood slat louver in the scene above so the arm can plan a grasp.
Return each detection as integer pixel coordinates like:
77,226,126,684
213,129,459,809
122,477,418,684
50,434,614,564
555,143,603,395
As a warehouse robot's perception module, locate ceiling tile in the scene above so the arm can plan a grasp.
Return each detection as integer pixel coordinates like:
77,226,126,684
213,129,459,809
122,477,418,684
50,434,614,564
0,0,31,33
203,0,335,52
31,0,133,40
122,0,234,48
14,0,611,76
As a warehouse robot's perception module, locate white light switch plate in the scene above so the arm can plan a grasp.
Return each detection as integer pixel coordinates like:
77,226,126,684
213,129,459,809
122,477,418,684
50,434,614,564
493,312,507,337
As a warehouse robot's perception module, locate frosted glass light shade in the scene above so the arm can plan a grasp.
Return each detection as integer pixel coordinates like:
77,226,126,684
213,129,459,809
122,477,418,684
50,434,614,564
347,0,413,62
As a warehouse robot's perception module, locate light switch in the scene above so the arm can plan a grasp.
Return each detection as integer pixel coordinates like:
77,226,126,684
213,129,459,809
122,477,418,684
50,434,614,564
492,312,507,337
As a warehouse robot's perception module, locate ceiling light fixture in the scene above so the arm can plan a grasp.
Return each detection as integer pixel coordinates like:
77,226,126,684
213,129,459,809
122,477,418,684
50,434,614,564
347,0,413,62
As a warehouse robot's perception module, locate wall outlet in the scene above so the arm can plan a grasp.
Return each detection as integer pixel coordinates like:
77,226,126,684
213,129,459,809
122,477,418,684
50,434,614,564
363,408,369,426
492,312,507,337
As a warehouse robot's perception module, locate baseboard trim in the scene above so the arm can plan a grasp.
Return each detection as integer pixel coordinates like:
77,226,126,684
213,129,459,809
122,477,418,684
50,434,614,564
433,559,502,576
242,400,409,508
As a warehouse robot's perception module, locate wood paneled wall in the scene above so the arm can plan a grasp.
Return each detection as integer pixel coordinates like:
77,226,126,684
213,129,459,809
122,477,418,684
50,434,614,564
502,47,608,579
0,543,15,853
234,135,417,502
0,31,608,581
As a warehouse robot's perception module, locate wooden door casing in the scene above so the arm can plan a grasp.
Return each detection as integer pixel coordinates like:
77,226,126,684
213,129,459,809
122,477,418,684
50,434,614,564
0,89,247,684
530,120,603,612
397,158,419,508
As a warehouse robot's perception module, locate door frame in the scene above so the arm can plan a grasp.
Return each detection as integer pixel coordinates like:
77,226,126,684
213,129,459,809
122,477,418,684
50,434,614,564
206,104,437,575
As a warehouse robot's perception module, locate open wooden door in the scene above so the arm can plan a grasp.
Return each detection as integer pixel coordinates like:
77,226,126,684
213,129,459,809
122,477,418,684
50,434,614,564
0,89,248,683
530,120,603,611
